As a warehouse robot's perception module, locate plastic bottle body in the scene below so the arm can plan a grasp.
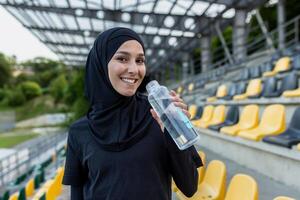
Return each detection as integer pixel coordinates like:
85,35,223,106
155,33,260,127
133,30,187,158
146,81,199,150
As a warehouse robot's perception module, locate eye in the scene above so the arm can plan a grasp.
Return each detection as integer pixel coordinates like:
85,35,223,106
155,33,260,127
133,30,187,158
116,57,128,62
136,58,145,64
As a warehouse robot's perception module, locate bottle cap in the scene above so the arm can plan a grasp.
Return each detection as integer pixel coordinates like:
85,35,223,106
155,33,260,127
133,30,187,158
146,80,160,93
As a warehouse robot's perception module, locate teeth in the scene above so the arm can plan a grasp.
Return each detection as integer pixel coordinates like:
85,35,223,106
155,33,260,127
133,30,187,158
121,78,136,84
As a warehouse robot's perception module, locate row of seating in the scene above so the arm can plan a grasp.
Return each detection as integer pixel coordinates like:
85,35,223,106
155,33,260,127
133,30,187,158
175,52,300,96
0,145,66,200
173,151,295,200
189,104,300,148
206,72,300,102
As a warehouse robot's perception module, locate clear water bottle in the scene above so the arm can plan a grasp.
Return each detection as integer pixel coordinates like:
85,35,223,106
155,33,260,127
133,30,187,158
146,80,200,150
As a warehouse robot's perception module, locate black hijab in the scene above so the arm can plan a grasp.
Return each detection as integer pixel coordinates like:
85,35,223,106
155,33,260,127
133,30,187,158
85,27,153,152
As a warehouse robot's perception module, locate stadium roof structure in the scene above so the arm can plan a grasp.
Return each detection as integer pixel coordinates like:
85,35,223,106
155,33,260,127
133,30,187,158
0,0,267,72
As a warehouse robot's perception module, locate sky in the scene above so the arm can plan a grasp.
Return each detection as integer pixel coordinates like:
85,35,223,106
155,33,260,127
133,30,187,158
0,6,58,62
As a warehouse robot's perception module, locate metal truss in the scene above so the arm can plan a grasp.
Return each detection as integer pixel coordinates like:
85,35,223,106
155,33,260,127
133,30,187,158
0,0,267,71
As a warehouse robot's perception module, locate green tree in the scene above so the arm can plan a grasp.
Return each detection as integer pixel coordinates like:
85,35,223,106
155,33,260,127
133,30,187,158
20,81,42,100
49,74,68,103
0,52,12,87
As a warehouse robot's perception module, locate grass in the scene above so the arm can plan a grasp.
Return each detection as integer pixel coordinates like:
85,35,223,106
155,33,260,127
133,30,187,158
0,95,69,122
0,133,39,148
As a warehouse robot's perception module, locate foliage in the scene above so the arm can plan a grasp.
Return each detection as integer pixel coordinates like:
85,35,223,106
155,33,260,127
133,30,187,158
0,52,12,87
20,81,42,100
49,74,68,103
6,88,26,106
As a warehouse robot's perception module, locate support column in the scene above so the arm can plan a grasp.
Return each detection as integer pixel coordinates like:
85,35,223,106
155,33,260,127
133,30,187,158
233,9,247,62
182,54,189,80
200,35,212,73
277,0,286,50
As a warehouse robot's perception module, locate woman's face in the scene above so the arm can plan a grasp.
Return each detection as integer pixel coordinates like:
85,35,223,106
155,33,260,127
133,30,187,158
108,40,146,96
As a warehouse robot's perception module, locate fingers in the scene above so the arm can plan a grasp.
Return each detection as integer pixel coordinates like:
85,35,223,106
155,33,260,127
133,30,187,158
173,101,188,110
182,109,191,119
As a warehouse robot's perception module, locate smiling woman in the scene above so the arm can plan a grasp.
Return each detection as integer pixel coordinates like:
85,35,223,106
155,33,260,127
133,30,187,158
62,27,202,200
108,40,146,96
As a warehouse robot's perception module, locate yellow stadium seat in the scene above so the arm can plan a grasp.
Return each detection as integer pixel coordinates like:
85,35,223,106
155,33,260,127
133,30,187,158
192,106,214,127
197,151,206,184
273,196,296,200
188,105,198,120
25,178,35,197
42,180,56,200
224,174,258,200
32,188,46,200
176,160,226,200
206,85,227,102
221,105,259,136
8,193,18,200
177,86,183,95
196,105,226,128
188,83,194,92
238,104,286,141
53,167,65,196
297,143,300,151
233,79,262,100
282,88,300,97
263,57,291,77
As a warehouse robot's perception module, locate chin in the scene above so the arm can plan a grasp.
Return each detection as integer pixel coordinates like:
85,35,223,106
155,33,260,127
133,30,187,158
120,89,137,97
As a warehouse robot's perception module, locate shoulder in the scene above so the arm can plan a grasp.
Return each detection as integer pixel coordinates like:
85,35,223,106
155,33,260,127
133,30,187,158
68,117,90,144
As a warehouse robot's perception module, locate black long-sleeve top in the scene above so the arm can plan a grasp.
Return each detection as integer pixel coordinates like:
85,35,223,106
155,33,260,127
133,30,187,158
62,117,202,200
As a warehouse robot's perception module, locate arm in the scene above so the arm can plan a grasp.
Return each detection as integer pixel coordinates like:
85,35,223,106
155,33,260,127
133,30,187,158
164,129,202,197
71,186,84,200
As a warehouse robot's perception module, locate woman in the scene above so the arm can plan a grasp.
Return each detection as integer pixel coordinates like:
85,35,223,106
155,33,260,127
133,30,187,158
62,27,202,200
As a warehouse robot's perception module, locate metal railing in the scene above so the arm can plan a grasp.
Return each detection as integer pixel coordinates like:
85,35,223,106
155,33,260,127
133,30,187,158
169,14,300,88
0,132,67,189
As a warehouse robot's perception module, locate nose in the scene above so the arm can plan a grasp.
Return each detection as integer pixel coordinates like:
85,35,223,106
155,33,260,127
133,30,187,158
128,61,138,75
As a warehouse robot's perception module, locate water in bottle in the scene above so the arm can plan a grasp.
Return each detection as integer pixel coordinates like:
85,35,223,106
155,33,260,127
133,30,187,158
146,80,200,150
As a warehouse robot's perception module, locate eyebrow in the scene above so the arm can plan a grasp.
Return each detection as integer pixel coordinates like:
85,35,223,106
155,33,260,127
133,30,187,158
115,51,145,57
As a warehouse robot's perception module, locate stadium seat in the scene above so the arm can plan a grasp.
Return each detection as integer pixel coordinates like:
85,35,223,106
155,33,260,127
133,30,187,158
263,57,292,77
197,151,206,184
25,178,35,197
8,193,18,200
234,68,250,82
1,191,9,200
233,79,262,100
220,84,237,100
250,66,261,79
282,88,300,97
292,53,300,70
263,107,300,148
260,62,274,74
188,83,194,93
209,106,239,131
17,188,26,200
53,167,64,196
177,86,183,95
273,196,296,200
195,105,226,128
262,77,280,98
206,87,217,102
192,105,214,127
224,174,258,200
207,85,227,102
192,106,203,120
188,105,198,120
221,105,259,136
297,143,300,151
238,104,286,141
176,160,226,200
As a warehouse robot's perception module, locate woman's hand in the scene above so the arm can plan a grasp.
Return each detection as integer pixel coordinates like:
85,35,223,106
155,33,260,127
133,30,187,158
150,90,191,132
